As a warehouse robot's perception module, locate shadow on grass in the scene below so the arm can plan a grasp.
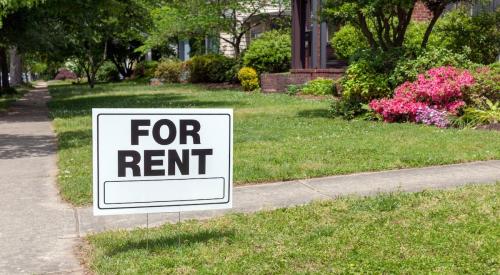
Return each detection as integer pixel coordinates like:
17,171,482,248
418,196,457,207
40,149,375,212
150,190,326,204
57,129,92,150
296,108,331,118
105,229,235,256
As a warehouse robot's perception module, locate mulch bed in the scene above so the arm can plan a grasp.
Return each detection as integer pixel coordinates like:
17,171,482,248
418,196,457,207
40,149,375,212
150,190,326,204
476,123,500,131
198,83,242,90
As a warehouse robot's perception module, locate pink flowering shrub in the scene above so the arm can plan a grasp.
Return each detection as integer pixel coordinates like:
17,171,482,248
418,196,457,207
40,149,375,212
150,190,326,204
55,69,77,80
415,107,450,128
369,66,475,127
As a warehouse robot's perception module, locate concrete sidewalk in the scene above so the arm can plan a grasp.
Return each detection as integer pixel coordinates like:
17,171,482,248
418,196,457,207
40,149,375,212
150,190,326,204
76,160,500,235
0,84,82,274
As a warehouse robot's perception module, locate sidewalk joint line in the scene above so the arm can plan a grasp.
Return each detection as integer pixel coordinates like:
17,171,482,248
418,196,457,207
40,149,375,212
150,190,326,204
73,208,81,238
298,180,335,200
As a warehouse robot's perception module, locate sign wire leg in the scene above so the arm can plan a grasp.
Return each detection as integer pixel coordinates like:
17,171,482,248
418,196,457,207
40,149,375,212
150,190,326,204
178,212,181,248
146,213,149,252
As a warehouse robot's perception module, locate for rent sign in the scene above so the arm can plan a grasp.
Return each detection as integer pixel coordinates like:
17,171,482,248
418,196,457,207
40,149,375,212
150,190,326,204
92,109,233,215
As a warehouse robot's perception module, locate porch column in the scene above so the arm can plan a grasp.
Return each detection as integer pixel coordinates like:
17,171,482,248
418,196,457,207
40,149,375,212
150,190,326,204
311,0,319,68
292,0,306,69
319,0,328,68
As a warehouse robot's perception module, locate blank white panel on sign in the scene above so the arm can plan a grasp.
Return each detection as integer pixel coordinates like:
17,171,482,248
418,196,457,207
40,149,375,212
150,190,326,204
92,108,233,215
104,178,225,204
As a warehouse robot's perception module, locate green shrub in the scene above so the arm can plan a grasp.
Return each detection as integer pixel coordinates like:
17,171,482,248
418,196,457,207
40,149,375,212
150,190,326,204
462,64,500,108
329,97,366,119
286,84,301,96
237,67,260,91
188,54,237,83
341,59,392,102
403,22,442,54
390,48,474,86
301,78,335,96
454,100,500,127
143,61,159,78
96,61,120,82
0,87,17,95
331,24,369,60
243,30,291,73
343,63,390,100
331,49,397,119
436,8,500,64
134,60,159,79
154,59,182,83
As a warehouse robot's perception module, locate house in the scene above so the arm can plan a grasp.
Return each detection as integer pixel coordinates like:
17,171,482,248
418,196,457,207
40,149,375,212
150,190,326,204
175,3,290,60
219,5,290,57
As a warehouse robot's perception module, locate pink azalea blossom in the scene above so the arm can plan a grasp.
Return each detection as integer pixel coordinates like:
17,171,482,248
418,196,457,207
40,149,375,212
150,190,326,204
370,66,475,127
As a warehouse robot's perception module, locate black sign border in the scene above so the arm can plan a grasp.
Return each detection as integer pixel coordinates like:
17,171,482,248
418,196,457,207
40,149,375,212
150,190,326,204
96,113,232,210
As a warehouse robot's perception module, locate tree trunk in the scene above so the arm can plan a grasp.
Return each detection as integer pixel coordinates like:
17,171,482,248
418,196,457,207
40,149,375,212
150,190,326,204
111,58,128,78
421,10,442,49
357,12,377,50
87,73,95,89
84,65,95,89
0,47,10,90
233,41,241,58
9,48,23,86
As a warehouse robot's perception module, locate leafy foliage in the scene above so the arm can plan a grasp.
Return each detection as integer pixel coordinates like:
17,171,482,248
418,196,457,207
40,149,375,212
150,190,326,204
341,49,400,102
458,100,500,126
403,22,441,54
0,0,39,28
134,60,159,79
329,97,369,119
324,0,465,53
390,48,474,86
286,84,302,96
330,24,368,60
330,49,400,119
147,0,290,57
154,59,183,83
237,67,260,91
462,65,500,108
188,54,237,83
96,61,120,82
243,30,291,73
324,0,417,51
301,78,336,96
436,8,500,64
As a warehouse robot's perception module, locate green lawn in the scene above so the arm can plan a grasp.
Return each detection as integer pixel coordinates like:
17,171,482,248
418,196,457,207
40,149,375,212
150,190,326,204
0,86,29,112
48,82,500,205
86,183,500,274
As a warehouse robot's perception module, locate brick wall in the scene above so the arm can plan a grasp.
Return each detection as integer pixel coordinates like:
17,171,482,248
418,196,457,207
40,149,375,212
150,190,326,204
412,1,433,21
261,68,345,93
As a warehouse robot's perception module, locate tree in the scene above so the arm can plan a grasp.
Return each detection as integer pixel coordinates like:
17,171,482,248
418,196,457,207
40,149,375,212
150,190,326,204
149,0,290,58
104,0,152,78
53,0,151,88
214,0,290,57
323,0,466,52
420,0,468,49
0,0,40,91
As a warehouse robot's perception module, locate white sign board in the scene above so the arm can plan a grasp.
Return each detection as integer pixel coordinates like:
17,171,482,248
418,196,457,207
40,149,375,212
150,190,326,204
92,109,233,216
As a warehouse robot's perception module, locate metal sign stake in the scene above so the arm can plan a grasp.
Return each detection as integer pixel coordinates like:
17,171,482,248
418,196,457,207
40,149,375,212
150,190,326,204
146,213,149,251
178,212,181,247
